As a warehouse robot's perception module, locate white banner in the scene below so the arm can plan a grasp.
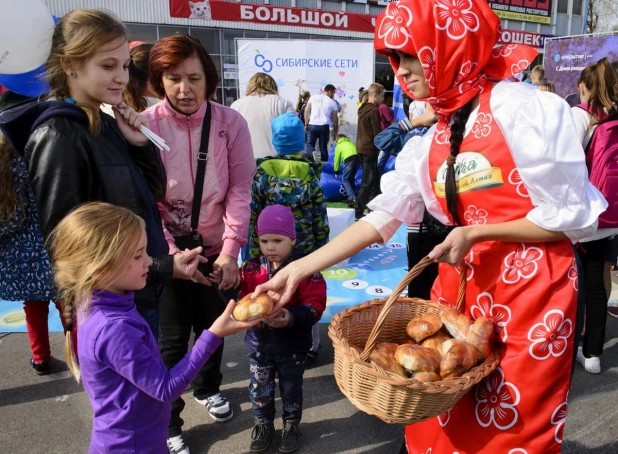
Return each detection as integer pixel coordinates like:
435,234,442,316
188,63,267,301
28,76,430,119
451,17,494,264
237,39,375,141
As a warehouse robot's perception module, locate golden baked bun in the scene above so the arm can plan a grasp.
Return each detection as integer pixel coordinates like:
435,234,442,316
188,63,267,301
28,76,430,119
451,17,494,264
440,341,478,379
421,330,452,353
394,344,441,375
412,371,442,382
467,317,495,361
232,293,274,321
369,343,406,377
406,312,443,342
441,308,473,340
439,338,465,357
375,342,400,355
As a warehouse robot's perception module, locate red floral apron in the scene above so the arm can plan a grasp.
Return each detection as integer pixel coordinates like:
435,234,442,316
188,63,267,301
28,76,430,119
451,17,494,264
405,83,577,454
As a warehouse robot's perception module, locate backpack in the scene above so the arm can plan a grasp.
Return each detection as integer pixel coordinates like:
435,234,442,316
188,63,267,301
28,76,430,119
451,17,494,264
577,104,618,228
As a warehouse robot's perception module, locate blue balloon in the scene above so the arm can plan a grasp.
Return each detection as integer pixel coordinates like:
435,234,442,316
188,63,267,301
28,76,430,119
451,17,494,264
0,65,49,97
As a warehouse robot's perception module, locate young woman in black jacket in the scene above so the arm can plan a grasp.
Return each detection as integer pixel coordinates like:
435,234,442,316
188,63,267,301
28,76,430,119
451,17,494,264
0,10,204,338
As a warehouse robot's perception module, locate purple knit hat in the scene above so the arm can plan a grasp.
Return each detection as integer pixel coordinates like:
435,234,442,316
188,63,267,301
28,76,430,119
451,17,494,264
256,205,296,240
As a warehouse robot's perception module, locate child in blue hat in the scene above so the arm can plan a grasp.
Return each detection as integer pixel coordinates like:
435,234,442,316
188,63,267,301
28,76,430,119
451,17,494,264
248,112,330,364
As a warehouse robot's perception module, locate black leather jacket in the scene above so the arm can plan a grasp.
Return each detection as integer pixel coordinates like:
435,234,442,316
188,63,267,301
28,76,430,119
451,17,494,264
0,100,173,309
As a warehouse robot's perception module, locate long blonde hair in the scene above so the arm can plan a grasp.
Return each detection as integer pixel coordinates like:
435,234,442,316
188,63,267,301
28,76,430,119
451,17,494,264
246,72,278,96
46,10,128,134
48,202,145,382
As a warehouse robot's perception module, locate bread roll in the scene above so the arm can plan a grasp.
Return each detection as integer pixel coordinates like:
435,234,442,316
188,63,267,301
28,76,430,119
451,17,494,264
441,308,473,339
397,336,417,346
232,293,274,321
421,330,452,353
440,341,478,379
395,344,441,375
467,317,495,361
375,342,400,355
439,338,465,357
406,312,443,342
369,343,406,377
412,371,441,382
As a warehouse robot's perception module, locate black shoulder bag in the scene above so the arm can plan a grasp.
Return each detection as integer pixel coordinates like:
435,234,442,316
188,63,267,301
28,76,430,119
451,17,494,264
173,102,212,251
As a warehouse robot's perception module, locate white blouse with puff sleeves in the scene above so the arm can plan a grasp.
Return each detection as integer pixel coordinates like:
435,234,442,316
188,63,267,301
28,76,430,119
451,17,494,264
364,80,607,244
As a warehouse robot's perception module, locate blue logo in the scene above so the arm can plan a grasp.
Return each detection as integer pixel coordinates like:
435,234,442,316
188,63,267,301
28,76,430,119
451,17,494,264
254,54,273,73
554,54,561,62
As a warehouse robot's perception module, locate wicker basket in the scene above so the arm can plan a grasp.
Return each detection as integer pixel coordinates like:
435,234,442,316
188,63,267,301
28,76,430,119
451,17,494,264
328,256,500,425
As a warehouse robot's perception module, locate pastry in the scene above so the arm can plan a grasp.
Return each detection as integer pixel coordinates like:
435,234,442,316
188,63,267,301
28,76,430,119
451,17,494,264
406,312,444,342
421,330,452,353
467,317,495,361
369,343,407,377
440,341,478,379
232,293,274,321
394,344,441,375
441,308,473,339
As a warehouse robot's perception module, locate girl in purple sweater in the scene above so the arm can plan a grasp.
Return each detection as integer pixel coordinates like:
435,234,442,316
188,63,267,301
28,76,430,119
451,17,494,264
49,202,259,453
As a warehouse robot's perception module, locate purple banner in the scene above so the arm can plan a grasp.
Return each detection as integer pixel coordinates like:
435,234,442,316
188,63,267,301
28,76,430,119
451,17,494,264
545,35,618,99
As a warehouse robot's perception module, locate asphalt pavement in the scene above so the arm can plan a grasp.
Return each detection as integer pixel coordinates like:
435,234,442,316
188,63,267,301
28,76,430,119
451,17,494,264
2,285,618,453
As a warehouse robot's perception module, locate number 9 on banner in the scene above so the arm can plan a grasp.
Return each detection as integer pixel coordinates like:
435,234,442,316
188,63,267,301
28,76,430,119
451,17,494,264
342,279,369,290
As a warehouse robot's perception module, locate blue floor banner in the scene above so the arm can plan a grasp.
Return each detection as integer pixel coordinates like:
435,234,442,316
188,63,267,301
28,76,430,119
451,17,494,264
0,300,63,333
0,224,409,332
320,223,408,323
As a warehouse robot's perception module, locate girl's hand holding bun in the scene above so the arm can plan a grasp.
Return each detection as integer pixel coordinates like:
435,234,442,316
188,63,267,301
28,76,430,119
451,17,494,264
232,293,274,321
209,300,263,338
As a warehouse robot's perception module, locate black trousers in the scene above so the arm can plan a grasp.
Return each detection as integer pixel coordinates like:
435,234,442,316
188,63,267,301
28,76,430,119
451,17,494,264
355,154,380,218
406,228,448,299
159,257,227,437
580,237,611,357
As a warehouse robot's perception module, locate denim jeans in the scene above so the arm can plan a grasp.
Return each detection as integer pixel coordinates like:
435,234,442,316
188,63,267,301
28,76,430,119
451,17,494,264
377,150,390,175
341,155,359,201
355,154,380,219
248,350,307,424
306,124,330,162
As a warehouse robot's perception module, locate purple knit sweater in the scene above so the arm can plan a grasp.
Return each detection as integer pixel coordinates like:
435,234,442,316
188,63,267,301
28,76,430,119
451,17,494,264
78,290,221,453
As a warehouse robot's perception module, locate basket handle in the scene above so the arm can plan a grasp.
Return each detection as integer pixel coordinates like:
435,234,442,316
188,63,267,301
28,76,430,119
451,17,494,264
359,255,467,362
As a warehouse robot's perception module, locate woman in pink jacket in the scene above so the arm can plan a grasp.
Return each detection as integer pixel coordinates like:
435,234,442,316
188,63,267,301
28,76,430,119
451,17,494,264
142,35,255,454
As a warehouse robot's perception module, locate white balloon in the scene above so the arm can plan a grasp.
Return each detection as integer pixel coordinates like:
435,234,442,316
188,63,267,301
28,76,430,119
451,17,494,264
0,0,55,75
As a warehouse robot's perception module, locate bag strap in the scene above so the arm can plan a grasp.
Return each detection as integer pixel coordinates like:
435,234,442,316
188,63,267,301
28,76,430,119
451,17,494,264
190,101,211,232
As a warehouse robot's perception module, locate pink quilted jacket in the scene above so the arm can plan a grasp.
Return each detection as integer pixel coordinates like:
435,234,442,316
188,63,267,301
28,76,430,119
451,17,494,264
143,99,255,258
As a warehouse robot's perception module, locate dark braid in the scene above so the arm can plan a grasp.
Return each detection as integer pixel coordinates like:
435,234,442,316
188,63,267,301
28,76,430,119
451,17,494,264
444,100,475,226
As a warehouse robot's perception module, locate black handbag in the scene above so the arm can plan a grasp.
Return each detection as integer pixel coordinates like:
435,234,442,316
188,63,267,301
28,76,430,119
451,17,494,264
173,102,212,251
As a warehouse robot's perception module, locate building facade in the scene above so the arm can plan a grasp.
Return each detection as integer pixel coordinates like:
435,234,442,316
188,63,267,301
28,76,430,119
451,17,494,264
44,0,588,106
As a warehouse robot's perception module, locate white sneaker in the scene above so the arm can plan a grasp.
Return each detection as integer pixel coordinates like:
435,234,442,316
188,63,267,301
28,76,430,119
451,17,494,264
576,345,601,374
167,434,190,454
195,392,234,422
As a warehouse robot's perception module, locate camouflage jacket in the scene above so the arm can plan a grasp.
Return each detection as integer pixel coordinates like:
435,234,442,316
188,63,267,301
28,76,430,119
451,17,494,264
249,155,329,259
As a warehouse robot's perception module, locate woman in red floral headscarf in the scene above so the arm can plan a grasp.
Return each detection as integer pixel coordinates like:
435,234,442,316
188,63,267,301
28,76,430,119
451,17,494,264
253,1,607,452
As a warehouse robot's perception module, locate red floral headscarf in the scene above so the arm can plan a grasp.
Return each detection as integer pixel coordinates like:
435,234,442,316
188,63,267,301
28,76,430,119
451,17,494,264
374,0,538,117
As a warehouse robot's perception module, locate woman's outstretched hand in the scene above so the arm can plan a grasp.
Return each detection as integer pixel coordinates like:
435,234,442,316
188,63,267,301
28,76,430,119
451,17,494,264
252,261,304,315
428,226,475,266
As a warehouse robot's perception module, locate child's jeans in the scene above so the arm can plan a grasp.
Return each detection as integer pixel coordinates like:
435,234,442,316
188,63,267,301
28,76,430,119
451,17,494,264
248,350,307,424
342,155,359,201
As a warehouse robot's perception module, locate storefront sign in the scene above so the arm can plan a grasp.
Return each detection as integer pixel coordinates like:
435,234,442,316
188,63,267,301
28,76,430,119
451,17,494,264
237,39,374,132
487,0,553,25
170,0,376,33
223,63,238,80
497,29,554,49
